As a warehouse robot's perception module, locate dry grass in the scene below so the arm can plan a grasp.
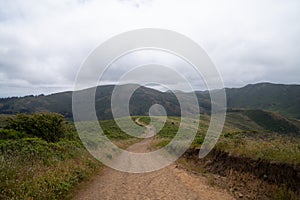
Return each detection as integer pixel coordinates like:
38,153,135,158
216,132,300,164
0,139,102,200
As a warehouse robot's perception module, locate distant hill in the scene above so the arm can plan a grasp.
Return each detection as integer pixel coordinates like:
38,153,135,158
225,83,300,119
226,109,300,135
0,82,299,120
0,92,73,118
0,85,185,120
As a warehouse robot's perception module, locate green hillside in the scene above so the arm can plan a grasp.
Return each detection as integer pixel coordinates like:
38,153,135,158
1,111,299,199
149,111,300,164
0,82,299,120
242,109,300,134
225,82,300,119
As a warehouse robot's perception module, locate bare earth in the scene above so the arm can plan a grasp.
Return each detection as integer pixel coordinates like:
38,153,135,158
73,120,234,200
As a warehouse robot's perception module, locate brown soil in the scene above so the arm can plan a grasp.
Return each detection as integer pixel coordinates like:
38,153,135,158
72,129,234,200
183,148,300,199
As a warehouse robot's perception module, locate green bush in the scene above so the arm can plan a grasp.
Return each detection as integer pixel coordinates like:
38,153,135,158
4,112,67,142
0,129,26,140
0,113,103,199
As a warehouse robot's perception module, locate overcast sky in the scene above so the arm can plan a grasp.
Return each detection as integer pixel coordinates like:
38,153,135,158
0,0,300,97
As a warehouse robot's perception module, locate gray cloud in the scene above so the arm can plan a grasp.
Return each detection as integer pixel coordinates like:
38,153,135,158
0,0,300,97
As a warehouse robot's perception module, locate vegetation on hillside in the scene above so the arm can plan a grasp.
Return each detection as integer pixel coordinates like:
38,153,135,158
147,110,300,164
0,112,146,199
0,138,99,199
242,109,299,134
0,113,101,199
3,113,70,142
1,108,299,199
146,112,300,199
1,83,300,120
225,82,300,119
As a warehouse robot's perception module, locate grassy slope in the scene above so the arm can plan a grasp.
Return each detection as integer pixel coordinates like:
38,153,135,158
1,110,299,199
145,111,300,199
0,138,101,200
0,116,140,200
148,110,300,165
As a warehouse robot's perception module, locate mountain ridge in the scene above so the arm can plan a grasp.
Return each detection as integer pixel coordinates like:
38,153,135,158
0,82,299,120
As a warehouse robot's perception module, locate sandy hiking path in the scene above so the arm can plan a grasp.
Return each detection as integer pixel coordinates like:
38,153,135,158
73,119,234,200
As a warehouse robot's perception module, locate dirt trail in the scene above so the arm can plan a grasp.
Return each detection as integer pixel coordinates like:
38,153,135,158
73,119,234,200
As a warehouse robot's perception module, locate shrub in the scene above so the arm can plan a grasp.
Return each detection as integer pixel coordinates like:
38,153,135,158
4,112,67,142
0,129,26,140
